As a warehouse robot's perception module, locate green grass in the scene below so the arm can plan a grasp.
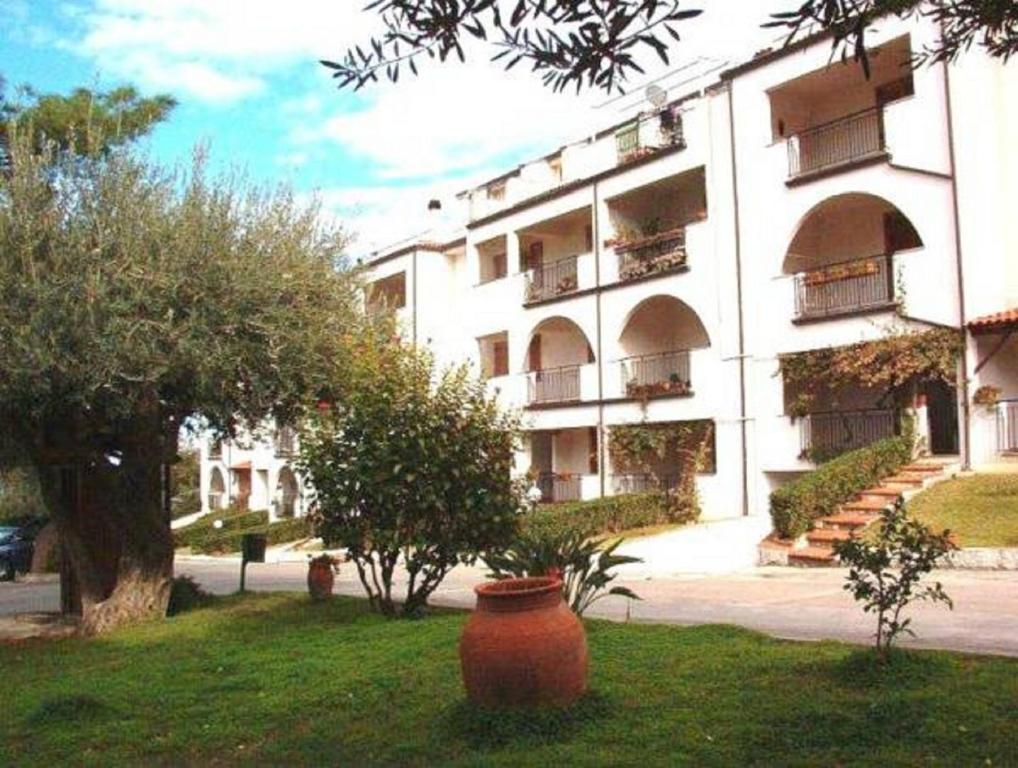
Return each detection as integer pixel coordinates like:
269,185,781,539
3,594,1016,767
908,474,1018,547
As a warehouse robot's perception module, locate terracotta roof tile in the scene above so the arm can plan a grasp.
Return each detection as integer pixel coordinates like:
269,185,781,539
969,308,1018,334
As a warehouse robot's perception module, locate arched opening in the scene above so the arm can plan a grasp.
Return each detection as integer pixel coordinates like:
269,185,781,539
618,295,709,398
784,193,922,320
275,467,299,519
208,467,226,511
525,316,595,405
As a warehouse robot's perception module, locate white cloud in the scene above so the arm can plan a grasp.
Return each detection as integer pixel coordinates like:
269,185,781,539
66,0,378,103
307,62,599,180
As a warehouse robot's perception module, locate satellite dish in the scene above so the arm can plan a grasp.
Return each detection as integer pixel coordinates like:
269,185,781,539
645,84,668,108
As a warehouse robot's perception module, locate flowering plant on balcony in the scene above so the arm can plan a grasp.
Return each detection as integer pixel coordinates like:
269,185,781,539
617,145,660,165
555,274,578,294
619,247,687,282
973,385,1002,409
625,373,691,400
804,258,880,287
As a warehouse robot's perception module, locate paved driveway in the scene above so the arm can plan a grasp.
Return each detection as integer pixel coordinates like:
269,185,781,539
4,559,1015,657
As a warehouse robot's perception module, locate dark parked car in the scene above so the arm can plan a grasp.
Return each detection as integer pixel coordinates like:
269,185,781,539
0,519,44,581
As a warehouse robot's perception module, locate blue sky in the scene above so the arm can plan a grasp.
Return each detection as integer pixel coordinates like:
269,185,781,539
1,0,785,253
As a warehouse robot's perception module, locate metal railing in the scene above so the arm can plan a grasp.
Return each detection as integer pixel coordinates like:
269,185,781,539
274,426,297,457
800,408,897,460
536,472,582,503
997,400,1018,453
617,228,687,282
610,473,680,496
620,350,691,398
207,492,223,511
524,256,579,303
527,365,581,405
794,254,894,320
787,107,885,178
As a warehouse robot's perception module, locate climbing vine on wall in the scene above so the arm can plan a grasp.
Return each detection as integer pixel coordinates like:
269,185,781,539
608,420,715,474
779,327,963,417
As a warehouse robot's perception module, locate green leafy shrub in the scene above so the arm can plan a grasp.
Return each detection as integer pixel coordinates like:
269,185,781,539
770,436,912,539
522,490,699,540
835,499,955,660
301,343,523,618
166,575,214,616
484,528,641,616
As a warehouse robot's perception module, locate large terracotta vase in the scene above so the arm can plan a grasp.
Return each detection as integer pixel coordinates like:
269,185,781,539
459,576,588,708
307,560,335,601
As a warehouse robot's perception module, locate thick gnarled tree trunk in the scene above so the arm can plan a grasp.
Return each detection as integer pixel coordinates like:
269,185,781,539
41,434,175,635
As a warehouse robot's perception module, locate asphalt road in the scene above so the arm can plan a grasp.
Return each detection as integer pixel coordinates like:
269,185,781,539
4,559,1017,657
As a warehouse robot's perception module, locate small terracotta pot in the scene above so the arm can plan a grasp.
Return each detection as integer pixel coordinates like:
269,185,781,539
307,561,335,601
459,576,588,709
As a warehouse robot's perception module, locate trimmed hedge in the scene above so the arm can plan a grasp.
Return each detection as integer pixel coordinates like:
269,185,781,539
769,436,913,539
172,507,268,551
522,489,700,540
189,517,315,555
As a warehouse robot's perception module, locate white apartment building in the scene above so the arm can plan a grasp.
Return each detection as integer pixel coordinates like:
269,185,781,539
199,16,1018,525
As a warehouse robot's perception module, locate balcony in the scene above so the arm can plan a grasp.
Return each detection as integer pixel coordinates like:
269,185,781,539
615,228,688,283
998,400,1018,453
787,107,886,181
535,472,582,504
525,255,579,304
615,108,686,166
800,408,898,460
794,254,894,321
527,365,581,405
620,350,692,400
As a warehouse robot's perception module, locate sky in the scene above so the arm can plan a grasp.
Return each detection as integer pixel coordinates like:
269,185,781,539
0,0,789,255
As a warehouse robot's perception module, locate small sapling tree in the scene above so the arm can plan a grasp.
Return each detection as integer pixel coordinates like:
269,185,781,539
835,500,956,661
299,341,524,617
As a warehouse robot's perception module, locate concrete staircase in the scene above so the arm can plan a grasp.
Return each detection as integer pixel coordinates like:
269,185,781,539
786,458,958,567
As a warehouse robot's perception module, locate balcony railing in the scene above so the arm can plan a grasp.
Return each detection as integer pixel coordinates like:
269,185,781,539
536,472,582,503
997,400,1018,453
524,256,579,304
787,107,885,179
616,228,687,282
274,426,297,458
527,365,581,405
794,254,894,320
620,350,691,399
800,408,898,460
207,492,223,510
610,473,680,496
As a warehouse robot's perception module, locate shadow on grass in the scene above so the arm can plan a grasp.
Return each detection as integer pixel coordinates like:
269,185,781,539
441,690,614,750
827,648,954,691
26,694,119,727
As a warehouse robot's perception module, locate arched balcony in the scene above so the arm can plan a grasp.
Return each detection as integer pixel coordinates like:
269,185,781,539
525,317,596,406
785,193,921,322
208,466,226,511
616,296,710,399
274,466,300,519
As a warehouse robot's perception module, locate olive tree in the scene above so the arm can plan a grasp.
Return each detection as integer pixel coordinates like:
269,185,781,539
324,0,1016,94
0,135,363,633
299,341,524,617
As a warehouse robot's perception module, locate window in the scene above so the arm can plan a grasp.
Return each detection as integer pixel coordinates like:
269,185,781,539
479,332,510,379
493,341,509,377
492,252,507,280
549,157,563,183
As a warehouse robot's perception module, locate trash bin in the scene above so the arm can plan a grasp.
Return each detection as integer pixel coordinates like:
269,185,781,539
241,533,267,564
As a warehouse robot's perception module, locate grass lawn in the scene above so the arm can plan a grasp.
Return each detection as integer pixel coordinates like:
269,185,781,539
908,474,1018,547
3,595,1017,767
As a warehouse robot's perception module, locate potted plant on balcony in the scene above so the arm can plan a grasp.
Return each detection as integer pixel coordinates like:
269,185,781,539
555,273,578,295
973,385,1002,410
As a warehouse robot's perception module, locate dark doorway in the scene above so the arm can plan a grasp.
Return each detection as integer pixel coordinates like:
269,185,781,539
926,380,959,455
